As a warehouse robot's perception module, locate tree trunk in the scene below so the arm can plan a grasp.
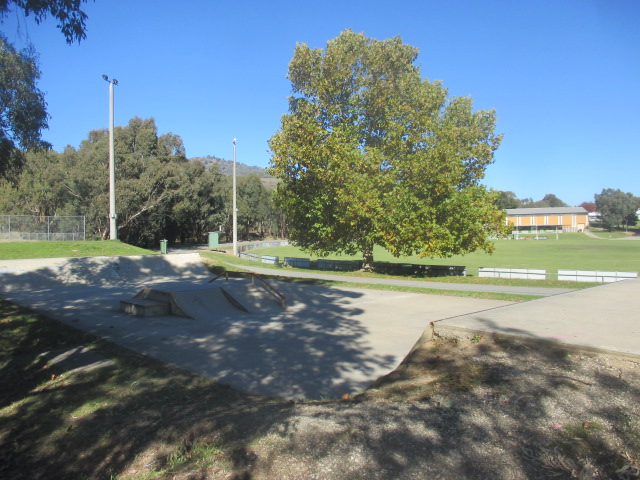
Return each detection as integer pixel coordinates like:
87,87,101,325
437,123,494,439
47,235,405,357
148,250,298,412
361,242,374,272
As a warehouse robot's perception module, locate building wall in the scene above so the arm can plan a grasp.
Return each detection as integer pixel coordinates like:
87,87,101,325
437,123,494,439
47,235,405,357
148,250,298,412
506,212,589,232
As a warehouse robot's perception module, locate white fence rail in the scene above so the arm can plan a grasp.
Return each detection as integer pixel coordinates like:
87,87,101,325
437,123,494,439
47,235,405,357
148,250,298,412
480,266,638,283
558,270,638,283
479,267,547,280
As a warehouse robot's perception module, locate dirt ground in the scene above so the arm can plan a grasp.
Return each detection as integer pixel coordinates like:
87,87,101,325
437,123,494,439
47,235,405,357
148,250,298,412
216,336,640,480
2,302,639,480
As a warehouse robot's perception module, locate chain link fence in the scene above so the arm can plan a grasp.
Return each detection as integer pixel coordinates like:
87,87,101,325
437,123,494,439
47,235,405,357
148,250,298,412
0,215,86,241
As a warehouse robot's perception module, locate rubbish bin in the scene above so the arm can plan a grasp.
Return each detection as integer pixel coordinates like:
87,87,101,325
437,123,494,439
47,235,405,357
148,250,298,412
160,239,168,254
208,231,219,250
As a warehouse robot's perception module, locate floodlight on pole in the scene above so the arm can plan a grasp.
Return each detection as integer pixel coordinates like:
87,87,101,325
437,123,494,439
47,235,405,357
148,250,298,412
232,138,238,257
102,74,118,240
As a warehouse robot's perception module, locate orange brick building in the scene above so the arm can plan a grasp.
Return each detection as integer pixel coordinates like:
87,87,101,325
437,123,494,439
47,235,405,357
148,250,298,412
505,207,589,234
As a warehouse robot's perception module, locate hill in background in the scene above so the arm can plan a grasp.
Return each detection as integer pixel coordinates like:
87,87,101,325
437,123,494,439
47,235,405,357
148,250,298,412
191,155,279,190
192,156,271,177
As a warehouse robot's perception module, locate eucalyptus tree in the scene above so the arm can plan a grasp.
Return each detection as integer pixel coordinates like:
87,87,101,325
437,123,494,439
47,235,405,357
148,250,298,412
0,34,49,177
0,1,92,177
269,30,507,270
167,160,226,244
236,174,272,239
0,0,90,44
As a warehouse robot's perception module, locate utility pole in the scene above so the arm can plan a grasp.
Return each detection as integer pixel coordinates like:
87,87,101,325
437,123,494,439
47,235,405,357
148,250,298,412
102,74,118,240
233,138,238,256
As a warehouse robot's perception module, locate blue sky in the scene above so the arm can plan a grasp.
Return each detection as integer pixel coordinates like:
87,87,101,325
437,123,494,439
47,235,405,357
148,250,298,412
2,0,639,206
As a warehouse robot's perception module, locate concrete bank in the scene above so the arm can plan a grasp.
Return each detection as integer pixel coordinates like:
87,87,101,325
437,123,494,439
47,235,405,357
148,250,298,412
433,278,640,358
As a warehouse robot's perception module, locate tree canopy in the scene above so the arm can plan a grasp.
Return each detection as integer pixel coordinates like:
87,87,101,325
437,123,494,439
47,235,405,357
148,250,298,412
0,116,282,246
0,34,49,176
0,0,92,177
0,0,90,44
494,191,569,210
595,188,639,231
269,30,507,269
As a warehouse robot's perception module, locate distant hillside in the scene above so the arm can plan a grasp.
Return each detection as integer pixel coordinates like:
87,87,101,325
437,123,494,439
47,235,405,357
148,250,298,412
190,155,279,190
192,155,272,178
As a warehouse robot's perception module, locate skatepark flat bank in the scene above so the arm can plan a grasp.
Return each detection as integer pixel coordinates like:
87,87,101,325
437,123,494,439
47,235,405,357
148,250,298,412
0,254,512,399
2,254,637,399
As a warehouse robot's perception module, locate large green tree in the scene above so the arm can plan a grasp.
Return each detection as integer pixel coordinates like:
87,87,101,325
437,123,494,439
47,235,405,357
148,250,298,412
269,30,507,270
494,191,522,210
595,188,639,231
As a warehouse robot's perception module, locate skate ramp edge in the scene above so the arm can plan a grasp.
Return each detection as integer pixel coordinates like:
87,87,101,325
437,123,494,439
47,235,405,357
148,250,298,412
120,279,287,319
0,253,209,292
219,280,287,313
121,287,196,319
121,285,246,319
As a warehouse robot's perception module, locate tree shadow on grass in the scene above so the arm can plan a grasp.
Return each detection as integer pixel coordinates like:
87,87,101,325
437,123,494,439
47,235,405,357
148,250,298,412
326,331,640,479
0,301,291,479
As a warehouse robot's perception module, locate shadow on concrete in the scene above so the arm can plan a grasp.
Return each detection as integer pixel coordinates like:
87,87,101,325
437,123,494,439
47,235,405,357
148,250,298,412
0,253,209,293
0,255,399,400
2,297,638,479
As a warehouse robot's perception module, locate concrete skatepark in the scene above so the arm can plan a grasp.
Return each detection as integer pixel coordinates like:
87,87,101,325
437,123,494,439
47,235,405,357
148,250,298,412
1,253,638,400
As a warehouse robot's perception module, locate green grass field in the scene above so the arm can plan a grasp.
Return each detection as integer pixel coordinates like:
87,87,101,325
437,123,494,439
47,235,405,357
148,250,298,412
1,234,638,277
0,240,155,260
250,234,640,275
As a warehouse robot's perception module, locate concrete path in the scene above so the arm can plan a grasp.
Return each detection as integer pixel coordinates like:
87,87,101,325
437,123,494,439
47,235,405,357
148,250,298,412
228,264,575,297
434,278,640,358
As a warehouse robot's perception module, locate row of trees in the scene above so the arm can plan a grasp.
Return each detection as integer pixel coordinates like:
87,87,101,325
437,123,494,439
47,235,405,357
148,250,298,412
494,192,569,210
1,5,283,247
0,117,284,247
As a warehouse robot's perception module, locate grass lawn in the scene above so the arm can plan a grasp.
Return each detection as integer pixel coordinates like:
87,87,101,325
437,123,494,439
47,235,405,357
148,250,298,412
248,233,640,275
0,240,156,260
588,230,638,239
201,252,582,300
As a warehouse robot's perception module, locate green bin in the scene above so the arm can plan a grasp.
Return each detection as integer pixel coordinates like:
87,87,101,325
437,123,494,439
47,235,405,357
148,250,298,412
160,239,168,254
208,231,219,250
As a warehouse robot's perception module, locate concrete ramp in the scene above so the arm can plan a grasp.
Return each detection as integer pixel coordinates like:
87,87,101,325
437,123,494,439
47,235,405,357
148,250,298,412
121,287,196,318
120,285,243,320
120,278,288,319
220,279,286,313
0,253,209,292
433,278,640,358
